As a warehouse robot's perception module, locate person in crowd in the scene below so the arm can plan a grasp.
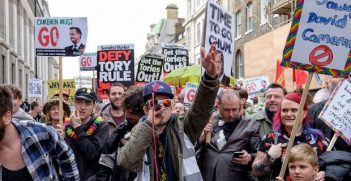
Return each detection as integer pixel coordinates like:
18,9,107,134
100,82,126,134
249,83,287,138
63,88,109,180
0,85,79,180
65,26,85,56
172,102,185,116
117,44,219,181
275,144,319,181
96,89,145,181
252,93,327,181
30,101,43,122
197,89,260,181
308,77,351,152
215,50,230,87
42,98,71,128
20,98,30,113
6,85,34,122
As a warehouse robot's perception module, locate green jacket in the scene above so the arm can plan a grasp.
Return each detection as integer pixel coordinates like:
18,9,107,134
117,76,219,181
249,110,272,138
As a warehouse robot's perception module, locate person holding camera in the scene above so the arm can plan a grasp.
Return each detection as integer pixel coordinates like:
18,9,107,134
197,88,260,181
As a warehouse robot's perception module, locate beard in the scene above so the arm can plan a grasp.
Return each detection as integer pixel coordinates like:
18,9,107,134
110,101,122,110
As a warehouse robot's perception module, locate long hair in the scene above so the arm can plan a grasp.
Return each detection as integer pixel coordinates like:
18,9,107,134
272,93,324,140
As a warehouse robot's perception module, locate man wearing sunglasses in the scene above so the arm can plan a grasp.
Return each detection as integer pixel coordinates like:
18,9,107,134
117,44,220,181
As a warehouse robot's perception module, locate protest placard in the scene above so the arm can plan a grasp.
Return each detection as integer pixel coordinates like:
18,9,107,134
242,76,270,98
80,52,97,71
162,44,189,74
97,44,134,99
28,79,42,98
183,82,199,110
35,17,87,57
203,0,234,86
47,79,76,101
320,78,351,145
136,54,163,83
282,0,351,77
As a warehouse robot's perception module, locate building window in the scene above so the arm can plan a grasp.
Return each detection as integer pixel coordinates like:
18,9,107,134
19,68,22,89
187,0,191,17
235,11,241,38
246,2,253,32
261,0,268,24
0,55,5,83
186,27,191,47
196,22,201,44
235,50,244,78
12,62,16,84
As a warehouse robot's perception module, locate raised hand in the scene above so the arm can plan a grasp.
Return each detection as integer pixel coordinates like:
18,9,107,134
200,43,218,78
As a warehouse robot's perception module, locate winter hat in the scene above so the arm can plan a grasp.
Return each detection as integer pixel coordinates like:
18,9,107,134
285,93,307,110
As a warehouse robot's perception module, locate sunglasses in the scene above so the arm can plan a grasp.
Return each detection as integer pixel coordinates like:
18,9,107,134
146,99,173,110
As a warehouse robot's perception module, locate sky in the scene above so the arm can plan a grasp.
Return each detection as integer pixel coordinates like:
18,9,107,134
46,0,186,79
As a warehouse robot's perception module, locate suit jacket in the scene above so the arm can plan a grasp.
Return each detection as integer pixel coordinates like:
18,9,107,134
65,43,85,56
198,113,260,181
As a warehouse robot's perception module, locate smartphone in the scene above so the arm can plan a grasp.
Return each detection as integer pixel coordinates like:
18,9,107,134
233,151,244,158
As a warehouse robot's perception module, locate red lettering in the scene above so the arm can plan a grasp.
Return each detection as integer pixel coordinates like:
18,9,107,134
50,26,59,47
38,27,49,47
99,52,108,61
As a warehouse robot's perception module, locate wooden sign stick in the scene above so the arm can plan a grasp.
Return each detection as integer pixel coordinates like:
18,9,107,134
278,72,313,178
206,114,214,144
326,133,338,151
59,57,64,126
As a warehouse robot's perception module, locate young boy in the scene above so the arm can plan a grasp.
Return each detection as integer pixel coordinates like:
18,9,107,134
276,143,319,181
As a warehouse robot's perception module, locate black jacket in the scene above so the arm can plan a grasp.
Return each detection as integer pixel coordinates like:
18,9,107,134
96,120,137,181
319,151,351,181
65,116,109,181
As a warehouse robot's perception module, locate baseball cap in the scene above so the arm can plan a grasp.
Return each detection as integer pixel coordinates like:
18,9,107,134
143,81,174,103
75,88,98,102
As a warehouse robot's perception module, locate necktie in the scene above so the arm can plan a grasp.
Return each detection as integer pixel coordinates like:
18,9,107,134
73,44,78,51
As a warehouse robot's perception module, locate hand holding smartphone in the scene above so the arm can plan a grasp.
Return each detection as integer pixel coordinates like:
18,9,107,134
233,151,244,158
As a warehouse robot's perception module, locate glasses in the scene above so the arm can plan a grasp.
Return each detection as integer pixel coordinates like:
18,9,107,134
146,99,172,110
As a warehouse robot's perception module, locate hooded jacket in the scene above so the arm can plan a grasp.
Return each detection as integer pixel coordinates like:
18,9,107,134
13,108,35,122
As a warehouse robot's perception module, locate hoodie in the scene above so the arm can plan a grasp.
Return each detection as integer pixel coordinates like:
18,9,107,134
13,108,35,122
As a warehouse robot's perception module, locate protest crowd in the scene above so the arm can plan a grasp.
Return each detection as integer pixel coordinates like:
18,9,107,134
2,1,351,181
0,43,350,181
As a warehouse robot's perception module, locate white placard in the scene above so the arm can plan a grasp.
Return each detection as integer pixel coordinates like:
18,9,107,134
184,82,199,110
28,79,42,98
320,78,351,145
80,52,97,71
203,0,234,86
242,76,270,98
35,17,87,56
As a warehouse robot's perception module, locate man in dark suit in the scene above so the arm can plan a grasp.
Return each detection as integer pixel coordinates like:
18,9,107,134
198,89,260,181
65,27,85,56
215,50,230,87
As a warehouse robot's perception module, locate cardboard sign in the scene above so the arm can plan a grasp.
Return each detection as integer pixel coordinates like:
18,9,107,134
242,76,270,98
35,17,87,57
47,79,76,101
136,54,163,83
282,0,351,77
97,44,134,99
162,43,189,73
80,52,97,71
320,78,351,145
28,79,42,98
203,0,234,83
184,82,199,110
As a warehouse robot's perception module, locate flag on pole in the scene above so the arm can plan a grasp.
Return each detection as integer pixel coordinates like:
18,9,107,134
275,59,286,87
293,69,308,88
